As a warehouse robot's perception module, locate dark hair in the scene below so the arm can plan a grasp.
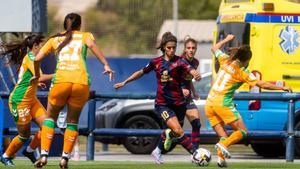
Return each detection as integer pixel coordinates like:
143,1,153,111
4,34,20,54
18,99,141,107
50,13,81,54
156,32,177,52
228,45,252,63
182,35,197,55
0,33,44,71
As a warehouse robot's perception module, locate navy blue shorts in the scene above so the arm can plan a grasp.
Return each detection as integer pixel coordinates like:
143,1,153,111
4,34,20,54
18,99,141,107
155,104,187,125
186,99,198,110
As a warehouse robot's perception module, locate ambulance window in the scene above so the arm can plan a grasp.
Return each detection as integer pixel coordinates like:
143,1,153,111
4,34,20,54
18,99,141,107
215,22,250,73
287,0,300,4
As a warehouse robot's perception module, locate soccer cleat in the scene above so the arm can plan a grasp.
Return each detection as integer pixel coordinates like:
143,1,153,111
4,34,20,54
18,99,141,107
0,156,15,166
22,149,37,164
190,154,195,163
163,129,172,151
59,157,69,169
217,149,227,168
215,143,231,159
34,155,47,168
151,147,164,164
217,157,228,168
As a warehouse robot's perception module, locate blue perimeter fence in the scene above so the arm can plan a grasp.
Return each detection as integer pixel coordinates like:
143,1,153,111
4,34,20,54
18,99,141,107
0,91,300,162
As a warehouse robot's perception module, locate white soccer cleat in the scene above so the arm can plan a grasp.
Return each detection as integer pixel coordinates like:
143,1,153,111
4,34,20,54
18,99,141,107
215,143,231,159
217,156,228,168
190,154,195,163
151,147,164,164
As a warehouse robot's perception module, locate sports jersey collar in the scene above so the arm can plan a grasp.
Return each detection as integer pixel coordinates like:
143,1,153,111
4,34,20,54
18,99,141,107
28,51,35,61
182,54,193,62
162,54,177,62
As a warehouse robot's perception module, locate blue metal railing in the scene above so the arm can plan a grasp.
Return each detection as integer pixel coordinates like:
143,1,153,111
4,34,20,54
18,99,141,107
86,92,300,162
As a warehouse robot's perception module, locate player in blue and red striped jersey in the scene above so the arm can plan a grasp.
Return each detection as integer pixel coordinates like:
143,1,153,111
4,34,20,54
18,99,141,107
114,32,201,164
180,36,201,153
151,36,202,162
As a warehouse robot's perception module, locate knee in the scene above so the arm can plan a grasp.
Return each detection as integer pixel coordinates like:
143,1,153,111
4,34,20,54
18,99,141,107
172,127,184,137
190,119,201,129
19,130,31,138
18,135,30,142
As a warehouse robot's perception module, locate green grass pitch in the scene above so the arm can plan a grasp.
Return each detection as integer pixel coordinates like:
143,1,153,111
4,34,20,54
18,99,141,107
1,161,300,169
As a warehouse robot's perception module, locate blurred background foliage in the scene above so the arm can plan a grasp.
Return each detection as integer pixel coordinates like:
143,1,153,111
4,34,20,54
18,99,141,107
48,0,221,56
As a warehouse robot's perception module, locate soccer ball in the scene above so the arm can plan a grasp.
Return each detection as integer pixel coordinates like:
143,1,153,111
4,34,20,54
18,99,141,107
192,148,212,166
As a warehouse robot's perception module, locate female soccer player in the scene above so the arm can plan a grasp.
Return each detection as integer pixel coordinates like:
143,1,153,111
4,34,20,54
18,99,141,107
181,36,201,152
152,36,202,160
207,34,292,167
0,34,53,166
114,32,201,164
31,13,114,168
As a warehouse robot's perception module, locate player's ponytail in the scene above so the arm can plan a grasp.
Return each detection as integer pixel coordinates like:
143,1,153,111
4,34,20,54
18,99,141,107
0,33,44,72
228,45,252,63
49,13,81,55
237,45,252,63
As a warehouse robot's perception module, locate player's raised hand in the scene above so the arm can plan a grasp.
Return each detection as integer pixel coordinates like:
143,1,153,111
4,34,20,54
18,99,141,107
225,34,235,41
114,82,125,89
282,86,293,93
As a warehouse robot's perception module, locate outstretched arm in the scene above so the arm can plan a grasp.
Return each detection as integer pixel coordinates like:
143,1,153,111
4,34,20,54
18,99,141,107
189,69,201,81
39,74,53,82
31,50,47,83
86,38,114,81
211,34,235,53
256,81,292,92
114,69,144,89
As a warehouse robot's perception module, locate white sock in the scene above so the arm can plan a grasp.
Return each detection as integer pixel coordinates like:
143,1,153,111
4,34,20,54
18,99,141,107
62,152,70,159
2,153,9,158
154,147,161,153
41,150,49,156
26,146,34,153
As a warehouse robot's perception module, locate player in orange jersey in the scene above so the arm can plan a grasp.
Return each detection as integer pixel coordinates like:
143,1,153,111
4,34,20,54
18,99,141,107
31,13,114,169
0,34,53,166
206,34,292,167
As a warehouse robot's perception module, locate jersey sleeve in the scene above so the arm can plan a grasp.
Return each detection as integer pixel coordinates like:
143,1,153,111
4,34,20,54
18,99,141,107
25,55,43,75
83,32,95,44
180,58,192,73
239,69,258,87
40,38,55,55
213,49,229,65
142,60,155,74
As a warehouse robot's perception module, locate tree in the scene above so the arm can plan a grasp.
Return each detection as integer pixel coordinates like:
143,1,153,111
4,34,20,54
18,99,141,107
71,0,221,56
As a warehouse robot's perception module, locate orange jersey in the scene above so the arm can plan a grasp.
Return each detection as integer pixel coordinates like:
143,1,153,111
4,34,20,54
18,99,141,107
206,49,258,107
41,31,94,85
9,52,40,104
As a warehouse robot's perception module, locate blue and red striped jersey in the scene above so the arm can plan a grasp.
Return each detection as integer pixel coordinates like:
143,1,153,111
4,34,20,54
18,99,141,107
143,55,192,106
181,54,199,91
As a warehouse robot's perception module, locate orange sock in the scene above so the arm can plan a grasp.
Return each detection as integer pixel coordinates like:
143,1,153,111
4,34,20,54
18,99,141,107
217,149,225,160
41,119,55,155
29,131,41,150
4,135,28,157
63,124,78,157
220,130,247,147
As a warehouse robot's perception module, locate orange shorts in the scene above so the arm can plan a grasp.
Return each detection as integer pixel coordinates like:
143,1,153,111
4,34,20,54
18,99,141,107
48,83,90,108
205,105,240,127
9,100,46,125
